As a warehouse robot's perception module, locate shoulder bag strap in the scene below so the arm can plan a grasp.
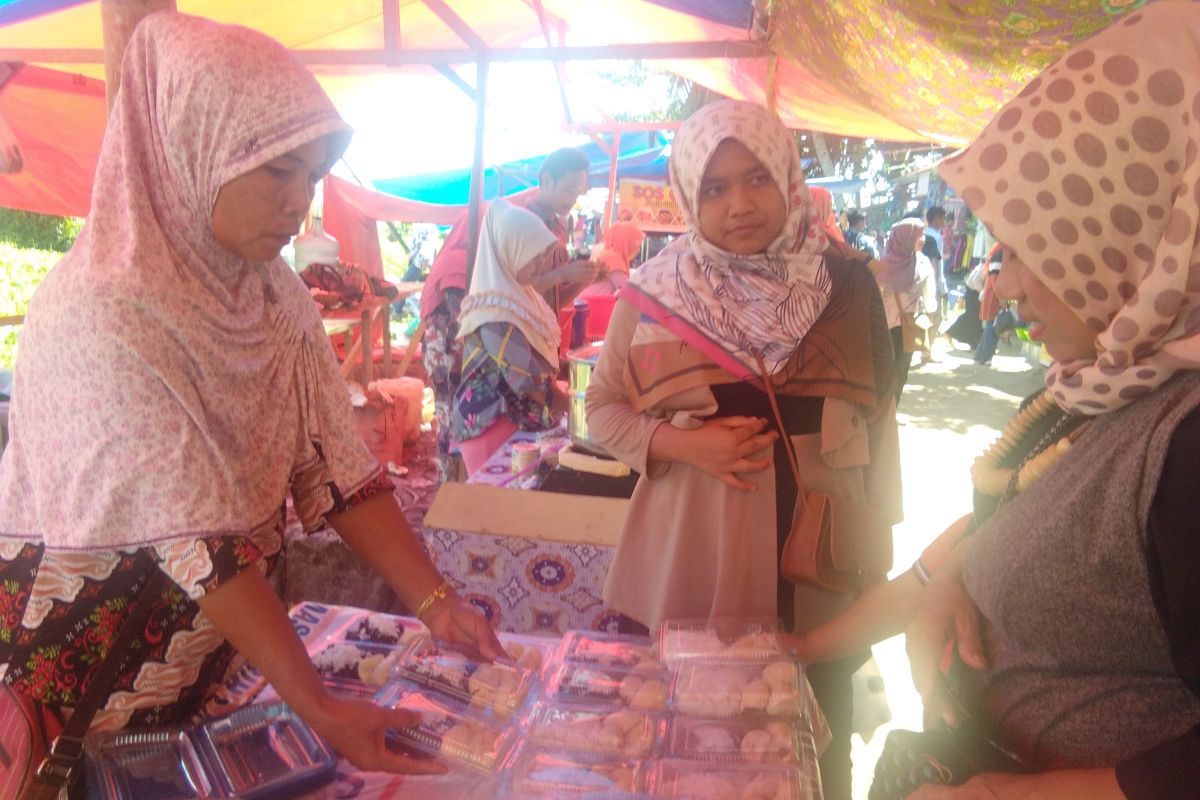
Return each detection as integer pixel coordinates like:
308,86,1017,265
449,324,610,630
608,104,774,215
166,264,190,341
753,353,807,513
33,564,173,791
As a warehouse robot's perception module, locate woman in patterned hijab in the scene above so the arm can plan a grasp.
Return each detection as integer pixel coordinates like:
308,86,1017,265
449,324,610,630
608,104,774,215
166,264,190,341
0,12,500,778
588,99,899,800
903,4,1200,797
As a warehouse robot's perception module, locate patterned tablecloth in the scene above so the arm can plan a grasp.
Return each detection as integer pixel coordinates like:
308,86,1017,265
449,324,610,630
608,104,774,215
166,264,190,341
422,430,624,637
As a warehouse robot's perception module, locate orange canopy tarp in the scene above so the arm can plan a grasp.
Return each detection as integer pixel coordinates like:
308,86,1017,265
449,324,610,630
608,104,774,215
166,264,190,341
0,64,103,217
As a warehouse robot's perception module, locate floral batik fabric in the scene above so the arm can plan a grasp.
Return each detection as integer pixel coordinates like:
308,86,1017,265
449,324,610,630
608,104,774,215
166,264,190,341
423,288,465,482
452,322,557,443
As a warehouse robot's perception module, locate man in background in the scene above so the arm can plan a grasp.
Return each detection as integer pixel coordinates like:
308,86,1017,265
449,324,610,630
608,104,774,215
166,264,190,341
843,210,878,258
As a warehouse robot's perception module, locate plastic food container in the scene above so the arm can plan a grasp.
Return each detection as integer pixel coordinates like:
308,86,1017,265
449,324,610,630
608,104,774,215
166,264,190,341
84,728,212,800
526,702,663,758
398,637,535,718
559,630,664,673
498,631,558,676
195,703,338,799
543,663,669,711
670,660,806,719
309,640,408,690
378,682,518,775
508,747,648,796
666,716,813,764
658,618,784,665
649,759,814,800
341,611,425,648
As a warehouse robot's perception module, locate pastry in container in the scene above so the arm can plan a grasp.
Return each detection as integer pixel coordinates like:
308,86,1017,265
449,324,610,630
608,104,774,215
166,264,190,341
309,640,408,690
658,618,784,665
666,716,815,764
194,702,338,799
398,636,535,718
558,630,664,673
341,611,425,648
377,681,518,775
543,663,669,711
525,702,663,758
508,746,647,796
649,759,815,800
671,660,806,718
498,631,558,674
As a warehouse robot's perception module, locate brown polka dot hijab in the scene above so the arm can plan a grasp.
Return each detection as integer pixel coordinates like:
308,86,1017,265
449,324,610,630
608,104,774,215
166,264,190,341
939,0,1200,415
0,13,378,550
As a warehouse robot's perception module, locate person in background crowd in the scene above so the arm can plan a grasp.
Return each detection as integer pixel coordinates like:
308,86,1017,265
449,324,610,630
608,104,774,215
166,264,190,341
0,13,504,786
591,220,646,292
451,201,601,475
919,205,948,364
875,218,937,404
971,245,1007,367
904,4,1200,796
586,99,901,800
810,185,845,243
844,210,879,258
420,148,592,481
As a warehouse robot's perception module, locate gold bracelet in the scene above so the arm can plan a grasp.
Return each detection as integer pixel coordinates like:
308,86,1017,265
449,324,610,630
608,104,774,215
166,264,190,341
416,580,451,620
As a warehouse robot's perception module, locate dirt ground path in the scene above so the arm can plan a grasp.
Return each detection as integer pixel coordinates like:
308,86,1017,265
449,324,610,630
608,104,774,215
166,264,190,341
848,335,1047,798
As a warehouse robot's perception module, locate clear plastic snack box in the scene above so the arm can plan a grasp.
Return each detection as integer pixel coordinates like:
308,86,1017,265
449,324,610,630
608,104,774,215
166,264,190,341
508,746,649,796
340,610,426,649
658,617,784,665
558,630,664,672
84,728,213,800
670,659,806,719
377,681,518,775
308,639,410,691
543,662,670,711
649,759,817,800
525,701,664,758
195,702,338,799
666,716,814,764
398,636,536,719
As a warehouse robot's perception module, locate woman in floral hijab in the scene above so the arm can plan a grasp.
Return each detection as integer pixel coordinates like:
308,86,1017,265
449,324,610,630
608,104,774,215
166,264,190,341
0,12,501,778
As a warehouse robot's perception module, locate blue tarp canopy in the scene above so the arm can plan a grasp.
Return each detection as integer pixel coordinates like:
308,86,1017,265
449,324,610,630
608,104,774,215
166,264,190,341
373,131,670,204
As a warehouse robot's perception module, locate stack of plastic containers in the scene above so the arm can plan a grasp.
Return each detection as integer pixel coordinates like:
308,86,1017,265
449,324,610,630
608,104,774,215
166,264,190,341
654,617,823,799
84,702,338,800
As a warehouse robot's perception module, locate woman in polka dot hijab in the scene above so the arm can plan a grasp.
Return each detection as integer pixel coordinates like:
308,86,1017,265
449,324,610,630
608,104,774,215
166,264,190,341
939,0,1200,415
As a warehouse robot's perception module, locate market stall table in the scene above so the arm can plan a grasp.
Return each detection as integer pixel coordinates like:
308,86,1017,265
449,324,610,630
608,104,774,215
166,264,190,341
192,601,829,800
320,281,423,384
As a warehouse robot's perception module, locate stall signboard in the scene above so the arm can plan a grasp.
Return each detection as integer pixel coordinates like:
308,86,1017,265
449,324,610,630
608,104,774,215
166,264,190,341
616,179,685,232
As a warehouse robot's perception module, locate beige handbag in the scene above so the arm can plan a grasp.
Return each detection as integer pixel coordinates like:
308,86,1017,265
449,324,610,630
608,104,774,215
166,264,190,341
755,355,892,593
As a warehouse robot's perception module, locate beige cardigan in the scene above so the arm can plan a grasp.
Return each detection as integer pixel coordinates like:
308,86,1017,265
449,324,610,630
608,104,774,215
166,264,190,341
585,299,902,633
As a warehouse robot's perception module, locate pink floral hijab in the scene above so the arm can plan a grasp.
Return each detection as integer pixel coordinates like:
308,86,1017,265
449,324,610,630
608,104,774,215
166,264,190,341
623,99,831,377
940,1,1200,415
0,13,377,550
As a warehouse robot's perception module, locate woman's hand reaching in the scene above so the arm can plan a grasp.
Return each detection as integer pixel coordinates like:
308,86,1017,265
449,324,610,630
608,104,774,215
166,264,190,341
307,694,448,775
422,592,509,662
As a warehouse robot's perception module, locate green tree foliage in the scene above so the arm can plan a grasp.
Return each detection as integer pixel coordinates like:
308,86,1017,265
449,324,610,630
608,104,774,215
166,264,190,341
0,209,82,252
0,243,60,370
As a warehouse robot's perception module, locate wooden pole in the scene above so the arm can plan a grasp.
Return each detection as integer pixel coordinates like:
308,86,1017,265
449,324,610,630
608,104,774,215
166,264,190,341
602,131,621,233
101,0,176,113
464,57,490,290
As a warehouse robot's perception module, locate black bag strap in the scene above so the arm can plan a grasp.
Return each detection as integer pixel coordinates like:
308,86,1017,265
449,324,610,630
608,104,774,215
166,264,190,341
33,564,172,790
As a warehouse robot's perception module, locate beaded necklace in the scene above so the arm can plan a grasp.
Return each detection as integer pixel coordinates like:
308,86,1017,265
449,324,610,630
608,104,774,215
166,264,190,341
970,391,1092,503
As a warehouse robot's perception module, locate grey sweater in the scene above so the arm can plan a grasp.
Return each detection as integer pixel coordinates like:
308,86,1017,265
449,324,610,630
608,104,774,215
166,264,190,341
964,371,1200,772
